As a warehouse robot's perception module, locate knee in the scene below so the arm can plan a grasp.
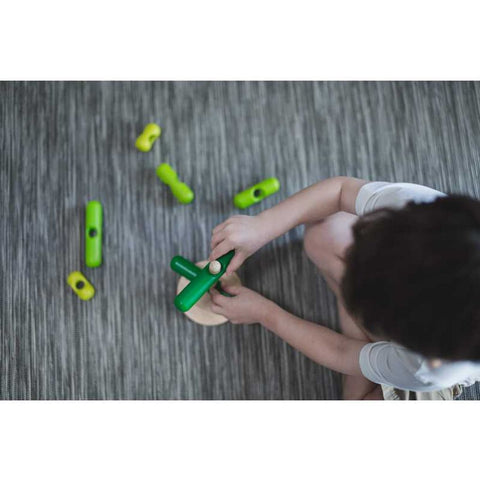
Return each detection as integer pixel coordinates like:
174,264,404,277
304,212,356,268
342,379,383,400
303,221,333,268
303,223,319,259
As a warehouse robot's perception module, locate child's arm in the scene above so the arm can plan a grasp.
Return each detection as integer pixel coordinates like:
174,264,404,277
210,285,366,377
257,176,366,242
211,176,367,273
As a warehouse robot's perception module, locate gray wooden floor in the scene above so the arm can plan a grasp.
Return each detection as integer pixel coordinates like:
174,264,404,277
1,82,480,400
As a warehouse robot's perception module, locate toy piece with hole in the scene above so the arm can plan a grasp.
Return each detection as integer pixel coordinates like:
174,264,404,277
171,250,234,312
156,163,194,204
135,123,162,152
67,271,95,301
85,200,103,268
234,177,280,209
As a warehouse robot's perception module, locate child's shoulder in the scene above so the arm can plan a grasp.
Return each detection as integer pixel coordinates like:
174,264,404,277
356,181,446,215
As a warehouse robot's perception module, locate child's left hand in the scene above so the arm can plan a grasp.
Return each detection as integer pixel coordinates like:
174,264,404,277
210,284,275,325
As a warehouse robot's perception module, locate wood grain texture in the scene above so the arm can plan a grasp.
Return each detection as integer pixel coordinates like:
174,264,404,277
1,81,479,400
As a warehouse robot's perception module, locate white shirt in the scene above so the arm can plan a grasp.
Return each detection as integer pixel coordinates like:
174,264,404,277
355,181,480,391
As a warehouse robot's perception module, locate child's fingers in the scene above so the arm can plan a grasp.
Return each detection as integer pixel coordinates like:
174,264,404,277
219,283,242,296
212,221,229,235
210,231,226,252
209,288,220,309
210,289,221,304
226,252,245,274
211,303,224,315
210,288,228,306
210,241,233,262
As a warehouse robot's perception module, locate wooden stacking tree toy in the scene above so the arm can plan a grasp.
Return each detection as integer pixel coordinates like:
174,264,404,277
170,250,235,312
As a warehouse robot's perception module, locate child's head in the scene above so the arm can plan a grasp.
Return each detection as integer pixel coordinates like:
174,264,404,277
341,195,480,361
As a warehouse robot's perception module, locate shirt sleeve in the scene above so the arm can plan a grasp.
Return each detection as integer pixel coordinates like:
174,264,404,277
355,181,446,216
359,341,439,392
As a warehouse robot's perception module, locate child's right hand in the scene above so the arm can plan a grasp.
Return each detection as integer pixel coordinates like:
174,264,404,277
209,215,270,274
210,284,275,325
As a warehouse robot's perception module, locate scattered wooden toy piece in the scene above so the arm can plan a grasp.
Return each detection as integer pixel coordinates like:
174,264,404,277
136,123,162,152
85,200,103,268
156,163,194,204
67,271,95,300
234,177,280,209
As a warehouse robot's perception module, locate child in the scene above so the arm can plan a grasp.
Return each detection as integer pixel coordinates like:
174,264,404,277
209,177,480,400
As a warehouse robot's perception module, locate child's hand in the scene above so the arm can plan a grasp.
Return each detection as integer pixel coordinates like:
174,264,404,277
209,215,269,274
210,284,275,325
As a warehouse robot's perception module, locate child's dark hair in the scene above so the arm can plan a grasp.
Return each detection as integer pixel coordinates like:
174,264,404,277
341,195,480,361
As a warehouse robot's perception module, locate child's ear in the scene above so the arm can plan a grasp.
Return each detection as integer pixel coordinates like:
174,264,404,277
428,359,443,368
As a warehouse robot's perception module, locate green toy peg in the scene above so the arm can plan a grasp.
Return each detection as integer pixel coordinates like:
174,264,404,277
234,177,280,209
85,200,103,268
171,256,202,280
170,256,231,297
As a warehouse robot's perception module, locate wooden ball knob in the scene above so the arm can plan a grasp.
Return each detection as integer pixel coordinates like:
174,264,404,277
208,260,221,274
